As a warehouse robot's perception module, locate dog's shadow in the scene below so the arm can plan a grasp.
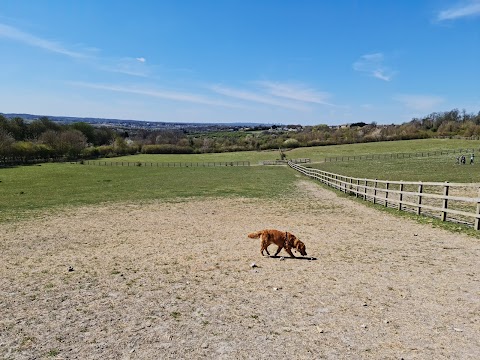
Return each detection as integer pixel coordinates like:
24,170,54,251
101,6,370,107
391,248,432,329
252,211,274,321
268,255,317,261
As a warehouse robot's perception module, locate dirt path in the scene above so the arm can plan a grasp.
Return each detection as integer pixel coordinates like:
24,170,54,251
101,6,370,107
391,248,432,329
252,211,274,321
1,180,479,359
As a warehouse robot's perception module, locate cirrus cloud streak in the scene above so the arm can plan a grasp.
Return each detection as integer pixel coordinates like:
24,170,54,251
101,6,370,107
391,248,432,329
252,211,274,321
0,23,90,59
353,53,395,81
437,0,480,21
70,81,241,108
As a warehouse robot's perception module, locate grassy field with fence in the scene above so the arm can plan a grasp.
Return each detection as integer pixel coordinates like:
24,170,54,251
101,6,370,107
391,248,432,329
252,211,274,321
0,163,297,223
93,138,480,167
3,138,480,232
312,155,480,183
290,161,480,232
107,150,280,164
287,138,480,162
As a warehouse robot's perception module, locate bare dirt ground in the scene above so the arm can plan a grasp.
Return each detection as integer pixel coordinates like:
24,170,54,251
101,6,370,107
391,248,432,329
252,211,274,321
1,180,479,359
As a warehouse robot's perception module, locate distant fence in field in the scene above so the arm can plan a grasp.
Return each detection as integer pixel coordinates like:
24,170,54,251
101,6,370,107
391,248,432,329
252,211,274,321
322,148,479,163
79,160,250,167
288,161,480,230
261,158,311,165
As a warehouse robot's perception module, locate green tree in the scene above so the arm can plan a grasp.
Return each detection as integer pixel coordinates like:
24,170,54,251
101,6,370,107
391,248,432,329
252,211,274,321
38,130,61,157
92,128,115,146
0,129,15,162
70,122,96,144
11,141,35,162
9,117,28,141
59,130,87,159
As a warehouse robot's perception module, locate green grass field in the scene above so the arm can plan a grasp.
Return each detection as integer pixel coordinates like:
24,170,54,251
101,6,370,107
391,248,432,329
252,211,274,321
0,163,296,222
2,138,480,225
110,149,280,164
110,138,480,165
313,155,480,183
287,138,480,161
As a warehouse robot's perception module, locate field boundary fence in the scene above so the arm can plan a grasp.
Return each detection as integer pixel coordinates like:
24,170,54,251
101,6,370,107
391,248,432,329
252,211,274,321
79,160,250,167
288,161,480,230
261,158,311,165
322,148,479,163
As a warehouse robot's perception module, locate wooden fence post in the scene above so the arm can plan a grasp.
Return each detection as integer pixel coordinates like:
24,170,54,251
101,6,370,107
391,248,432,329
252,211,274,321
441,182,449,222
364,179,368,200
417,182,423,215
356,179,360,198
475,188,480,230
398,183,404,211
385,182,389,207
373,179,378,204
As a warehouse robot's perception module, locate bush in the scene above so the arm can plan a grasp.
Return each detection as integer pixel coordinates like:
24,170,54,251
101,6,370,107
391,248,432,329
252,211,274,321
283,138,300,148
142,144,193,154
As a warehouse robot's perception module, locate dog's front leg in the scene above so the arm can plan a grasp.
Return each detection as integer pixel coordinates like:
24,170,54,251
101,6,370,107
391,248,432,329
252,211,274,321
285,247,296,258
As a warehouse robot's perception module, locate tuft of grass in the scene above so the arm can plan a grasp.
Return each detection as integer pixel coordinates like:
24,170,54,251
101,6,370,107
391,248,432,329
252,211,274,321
47,349,60,357
171,311,181,320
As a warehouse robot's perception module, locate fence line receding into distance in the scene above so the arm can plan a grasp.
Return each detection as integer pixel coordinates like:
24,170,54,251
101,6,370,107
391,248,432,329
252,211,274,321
322,148,479,163
79,160,250,167
288,161,480,230
260,158,311,165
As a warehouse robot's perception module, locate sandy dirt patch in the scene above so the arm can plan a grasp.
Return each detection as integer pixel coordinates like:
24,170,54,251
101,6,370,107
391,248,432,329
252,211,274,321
1,180,479,359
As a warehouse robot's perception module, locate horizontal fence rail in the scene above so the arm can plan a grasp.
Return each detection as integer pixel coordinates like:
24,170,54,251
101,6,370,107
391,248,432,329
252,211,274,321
322,148,479,163
79,160,250,167
288,161,480,230
261,158,311,165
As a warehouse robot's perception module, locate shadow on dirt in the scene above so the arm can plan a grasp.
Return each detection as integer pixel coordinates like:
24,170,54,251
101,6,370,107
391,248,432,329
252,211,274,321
268,255,317,261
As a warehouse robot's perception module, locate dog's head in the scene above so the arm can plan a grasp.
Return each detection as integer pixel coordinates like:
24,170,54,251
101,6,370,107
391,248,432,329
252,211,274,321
293,238,307,256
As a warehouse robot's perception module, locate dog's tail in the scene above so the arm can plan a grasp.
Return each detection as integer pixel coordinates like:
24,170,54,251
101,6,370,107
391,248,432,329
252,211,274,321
248,230,263,239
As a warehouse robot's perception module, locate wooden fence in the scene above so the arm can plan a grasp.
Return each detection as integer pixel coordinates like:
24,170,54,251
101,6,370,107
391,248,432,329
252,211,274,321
79,160,250,167
288,161,480,229
322,148,478,163
261,158,311,165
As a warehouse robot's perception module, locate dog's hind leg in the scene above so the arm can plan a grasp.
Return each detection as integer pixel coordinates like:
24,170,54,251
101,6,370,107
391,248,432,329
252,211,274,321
261,238,271,256
261,245,271,256
274,245,282,256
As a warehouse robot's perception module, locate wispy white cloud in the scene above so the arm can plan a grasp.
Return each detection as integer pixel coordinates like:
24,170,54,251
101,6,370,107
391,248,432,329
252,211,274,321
0,23,153,78
353,53,395,81
101,57,152,77
255,81,335,106
0,23,90,58
393,94,445,112
70,81,240,108
210,84,310,111
437,0,480,21
209,81,336,111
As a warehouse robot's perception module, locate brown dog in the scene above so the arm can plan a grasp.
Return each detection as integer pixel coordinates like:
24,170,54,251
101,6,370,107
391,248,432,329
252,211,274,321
248,229,307,257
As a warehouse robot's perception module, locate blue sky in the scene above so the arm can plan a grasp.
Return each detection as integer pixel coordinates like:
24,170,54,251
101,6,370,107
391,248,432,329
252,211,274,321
0,1,479,125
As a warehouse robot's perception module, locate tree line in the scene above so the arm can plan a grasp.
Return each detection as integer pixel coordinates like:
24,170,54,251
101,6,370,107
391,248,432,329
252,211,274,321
1,108,480,164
